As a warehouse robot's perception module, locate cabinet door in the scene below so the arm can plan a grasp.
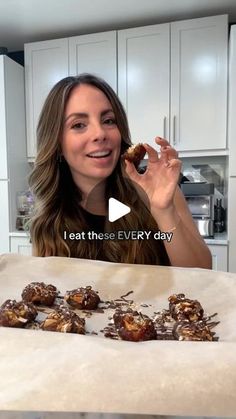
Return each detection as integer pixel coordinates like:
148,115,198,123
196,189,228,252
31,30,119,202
171,15,228,152
118,24,170,145
25,38,69,159
0,181,10,253
228,177,236,273
69,31,117,92
228,25,236,176
0,57,7,179
208,244,228,272
10,236,32,256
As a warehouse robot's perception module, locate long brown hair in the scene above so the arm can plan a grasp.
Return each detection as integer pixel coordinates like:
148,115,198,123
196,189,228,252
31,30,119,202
29,74,169,265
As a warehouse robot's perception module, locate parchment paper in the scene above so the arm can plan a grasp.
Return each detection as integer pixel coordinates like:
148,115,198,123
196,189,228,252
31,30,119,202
0,253,236,417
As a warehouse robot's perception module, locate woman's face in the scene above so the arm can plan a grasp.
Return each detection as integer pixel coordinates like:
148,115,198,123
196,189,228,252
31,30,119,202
62,84,121,188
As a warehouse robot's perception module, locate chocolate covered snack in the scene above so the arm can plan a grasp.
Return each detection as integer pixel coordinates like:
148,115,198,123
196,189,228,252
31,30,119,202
113,309,156,342
0,299,37,328
64,286,100,310
173,320,218,341
153,309,176,340
168,293,204,322
22,282,58,306
40,305,85,334
122,143,146,166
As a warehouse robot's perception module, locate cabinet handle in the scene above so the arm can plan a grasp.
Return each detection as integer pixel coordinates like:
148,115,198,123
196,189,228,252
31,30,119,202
163,116,167,139
173,115,177,145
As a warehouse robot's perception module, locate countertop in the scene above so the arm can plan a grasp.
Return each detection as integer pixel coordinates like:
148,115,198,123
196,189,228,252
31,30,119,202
205,232,228,245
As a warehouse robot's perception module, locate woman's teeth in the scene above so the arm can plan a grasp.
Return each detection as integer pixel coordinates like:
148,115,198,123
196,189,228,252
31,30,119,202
87,151,111,158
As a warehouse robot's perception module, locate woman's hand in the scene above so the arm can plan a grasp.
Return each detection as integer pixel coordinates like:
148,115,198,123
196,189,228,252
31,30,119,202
124,137,182,211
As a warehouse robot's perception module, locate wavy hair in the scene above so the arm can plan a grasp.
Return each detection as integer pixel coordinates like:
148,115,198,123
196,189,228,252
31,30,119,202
29,74,170,265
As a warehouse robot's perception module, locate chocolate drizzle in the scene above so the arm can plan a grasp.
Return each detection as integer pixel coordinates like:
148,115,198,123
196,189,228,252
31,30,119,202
0,284,220,342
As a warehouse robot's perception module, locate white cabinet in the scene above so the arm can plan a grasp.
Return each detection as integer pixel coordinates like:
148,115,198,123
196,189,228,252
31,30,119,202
69,31,117,91
118,24,170,142
0,181,10,254
208,244,228,272
171,15,228,152
227,26,236,273
25,31,117,159
118,15,228,152
25,17,228,158
228,25,236,177
0,56,29,254
228,177,236,273
10,236,32,256
0,60,8,179
24,38,69,159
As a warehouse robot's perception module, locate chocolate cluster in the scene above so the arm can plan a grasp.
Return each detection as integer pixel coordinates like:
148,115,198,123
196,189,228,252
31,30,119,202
64,286,100,310
0,299,37,327
41,304,85,334
113,309,156,342
153,293,219,341
168,293,204,322
122,143,146,167
22,281,58,306
173,320,216,342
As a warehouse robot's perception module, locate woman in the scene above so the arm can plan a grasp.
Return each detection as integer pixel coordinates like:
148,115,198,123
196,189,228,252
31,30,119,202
29,73,212,268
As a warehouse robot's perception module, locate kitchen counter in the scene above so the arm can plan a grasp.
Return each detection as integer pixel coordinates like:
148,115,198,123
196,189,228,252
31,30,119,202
205,232,228,245
9,231,30,237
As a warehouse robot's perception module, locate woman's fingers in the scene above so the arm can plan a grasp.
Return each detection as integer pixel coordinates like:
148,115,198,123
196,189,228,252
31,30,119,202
155,136,170,147
143,143,159,163
123,160,140,183
155,136,178,160
144,138,178,163
161,145,178,160
123,160,149,206
166,158,182,171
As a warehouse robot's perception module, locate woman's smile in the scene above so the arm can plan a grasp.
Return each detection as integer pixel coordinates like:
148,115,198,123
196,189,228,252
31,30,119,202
86,149,112,158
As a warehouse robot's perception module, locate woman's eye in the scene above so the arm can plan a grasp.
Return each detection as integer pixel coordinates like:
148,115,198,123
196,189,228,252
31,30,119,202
71,122,86,130
104,118,116,125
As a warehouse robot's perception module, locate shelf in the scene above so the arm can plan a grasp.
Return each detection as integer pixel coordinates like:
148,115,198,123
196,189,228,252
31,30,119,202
9,231,29,237
205,232,228,245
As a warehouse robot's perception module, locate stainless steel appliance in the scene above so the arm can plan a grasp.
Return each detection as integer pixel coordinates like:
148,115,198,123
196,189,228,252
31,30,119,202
181,182,215,238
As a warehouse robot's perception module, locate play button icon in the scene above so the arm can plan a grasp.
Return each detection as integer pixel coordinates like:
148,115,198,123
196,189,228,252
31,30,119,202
108,198,131,222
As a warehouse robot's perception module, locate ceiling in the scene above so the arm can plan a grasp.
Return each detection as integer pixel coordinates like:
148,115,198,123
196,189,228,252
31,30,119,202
1,0,236,52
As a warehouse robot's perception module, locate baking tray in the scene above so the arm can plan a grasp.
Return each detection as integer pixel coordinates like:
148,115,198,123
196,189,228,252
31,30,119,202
0,253,236,417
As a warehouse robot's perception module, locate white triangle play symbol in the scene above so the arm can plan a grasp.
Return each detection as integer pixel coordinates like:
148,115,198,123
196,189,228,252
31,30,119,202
108,198,131,222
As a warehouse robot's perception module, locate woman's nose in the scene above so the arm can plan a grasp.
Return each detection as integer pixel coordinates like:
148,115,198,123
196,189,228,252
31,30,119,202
91,122,106,142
